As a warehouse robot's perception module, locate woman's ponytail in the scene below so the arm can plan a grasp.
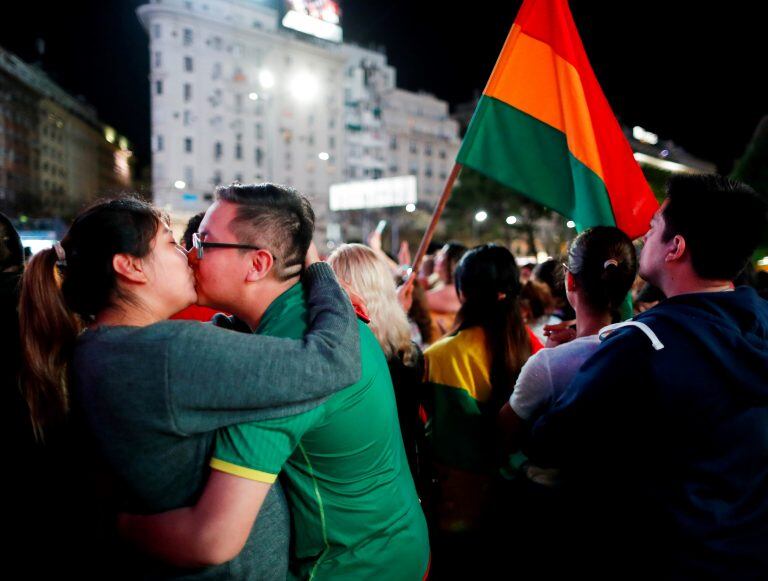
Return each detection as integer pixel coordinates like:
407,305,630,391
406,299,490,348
19,247,81,441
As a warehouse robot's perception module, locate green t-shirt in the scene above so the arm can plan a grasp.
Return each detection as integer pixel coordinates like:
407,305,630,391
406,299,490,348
211,283,430,580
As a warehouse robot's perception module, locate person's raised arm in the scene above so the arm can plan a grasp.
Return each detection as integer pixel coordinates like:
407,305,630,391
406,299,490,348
118,470,269,568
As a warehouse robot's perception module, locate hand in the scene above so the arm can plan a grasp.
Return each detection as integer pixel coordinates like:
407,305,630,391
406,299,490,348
543,320,577,348
304,242,321,268
398,241,411,267
397,281,414,313
367,231,382,252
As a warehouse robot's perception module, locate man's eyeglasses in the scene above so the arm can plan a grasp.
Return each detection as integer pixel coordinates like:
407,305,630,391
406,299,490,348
192,232,262,260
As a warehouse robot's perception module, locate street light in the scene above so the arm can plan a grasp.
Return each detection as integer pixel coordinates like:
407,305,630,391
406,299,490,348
475,210,488,222
318,152,330,161
174,180,186,189
405,203,416,213
248,92,259,101
566,220,576,229
258,69,275,89
506,215,517,225
290,73,319,103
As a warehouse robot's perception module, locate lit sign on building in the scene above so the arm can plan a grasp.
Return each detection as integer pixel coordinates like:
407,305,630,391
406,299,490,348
281,0,343,43
329,175,417,211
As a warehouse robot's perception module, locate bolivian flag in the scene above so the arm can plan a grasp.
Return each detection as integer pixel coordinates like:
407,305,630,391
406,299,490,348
457,0,658,239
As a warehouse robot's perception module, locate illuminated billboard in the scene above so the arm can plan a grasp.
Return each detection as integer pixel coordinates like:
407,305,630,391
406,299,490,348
329,175,417,211
281,0,343,43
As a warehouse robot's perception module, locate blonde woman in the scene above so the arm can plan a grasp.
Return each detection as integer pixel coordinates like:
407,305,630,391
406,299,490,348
328,243,427,490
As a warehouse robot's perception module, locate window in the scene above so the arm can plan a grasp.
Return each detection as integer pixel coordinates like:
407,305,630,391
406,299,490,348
329,136,335,149
425,144,432,157
439,150,447,160
212,62,221,80
183,28,193,46
154,51,162,68
156,134,164,152
212,170,222,186
152,24,161,39
214,141,222,160
183,83,192,102
255,124,263,139
255,147,263,166
235,143,242,160
184,137,193,153
183,111,192,126
155,80,163,95
184,56,193,72
409,141,417,154
235,94,242,111
390,136,397,150
184,166,194,185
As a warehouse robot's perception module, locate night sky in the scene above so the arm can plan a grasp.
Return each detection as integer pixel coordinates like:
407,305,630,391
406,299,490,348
2,1,765,175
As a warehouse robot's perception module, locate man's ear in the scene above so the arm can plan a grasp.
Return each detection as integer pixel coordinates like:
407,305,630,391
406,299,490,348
565,270,577,292
665,235,686,263
245,250,275,282
112,253,148,284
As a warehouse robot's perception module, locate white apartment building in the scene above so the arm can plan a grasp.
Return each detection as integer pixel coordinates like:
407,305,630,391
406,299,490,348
381,89,459,207
137,0,460,241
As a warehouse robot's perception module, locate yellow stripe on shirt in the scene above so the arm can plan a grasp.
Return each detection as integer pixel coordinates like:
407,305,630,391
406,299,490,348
210,457,278,483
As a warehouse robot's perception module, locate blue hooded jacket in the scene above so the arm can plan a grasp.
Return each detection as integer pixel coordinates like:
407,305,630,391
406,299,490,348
530,286,768,579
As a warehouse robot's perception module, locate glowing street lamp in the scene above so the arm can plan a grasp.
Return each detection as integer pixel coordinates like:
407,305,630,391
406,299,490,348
174,180,186,190
405,203,416,213
566,220,576,229
318,152,330,161
475,210,488,222
506,215,517,225
248,92,259,101
290,73,319,103
258,69,275,89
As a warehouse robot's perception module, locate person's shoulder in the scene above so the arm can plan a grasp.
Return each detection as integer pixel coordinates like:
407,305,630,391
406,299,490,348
426,327,484,355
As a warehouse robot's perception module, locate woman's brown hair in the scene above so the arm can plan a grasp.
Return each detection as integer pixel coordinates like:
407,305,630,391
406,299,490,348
20,196,163,440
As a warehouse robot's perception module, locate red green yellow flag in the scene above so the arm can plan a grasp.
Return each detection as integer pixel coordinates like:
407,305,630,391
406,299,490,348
457,0,659,240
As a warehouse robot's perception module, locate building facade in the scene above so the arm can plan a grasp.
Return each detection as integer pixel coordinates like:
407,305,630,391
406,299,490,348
137,0,460,243
0,46,133,218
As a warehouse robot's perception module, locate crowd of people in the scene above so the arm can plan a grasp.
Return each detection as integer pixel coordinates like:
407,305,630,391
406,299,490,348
3,172,768,580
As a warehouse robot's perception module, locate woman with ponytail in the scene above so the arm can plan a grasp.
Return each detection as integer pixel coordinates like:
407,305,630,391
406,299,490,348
422,244,542,540
500,226,638,452
19,196,360,579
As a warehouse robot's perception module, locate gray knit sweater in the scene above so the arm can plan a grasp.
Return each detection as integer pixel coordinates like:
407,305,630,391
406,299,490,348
72,263,360,579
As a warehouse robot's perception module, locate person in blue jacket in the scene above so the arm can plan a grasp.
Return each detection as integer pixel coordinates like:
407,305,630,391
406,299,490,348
529,174,768,580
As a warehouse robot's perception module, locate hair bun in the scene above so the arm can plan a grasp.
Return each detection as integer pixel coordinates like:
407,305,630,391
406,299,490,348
603,258,619,269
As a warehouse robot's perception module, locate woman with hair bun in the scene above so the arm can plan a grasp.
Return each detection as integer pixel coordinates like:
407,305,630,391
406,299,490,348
500,225,638,461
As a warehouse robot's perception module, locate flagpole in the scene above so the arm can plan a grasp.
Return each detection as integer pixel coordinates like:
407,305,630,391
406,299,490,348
403,162,463,293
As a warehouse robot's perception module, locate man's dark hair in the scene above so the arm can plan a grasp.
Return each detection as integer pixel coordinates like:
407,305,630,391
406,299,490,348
216,183,315,280
662,174,768,280
182,212,206,250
